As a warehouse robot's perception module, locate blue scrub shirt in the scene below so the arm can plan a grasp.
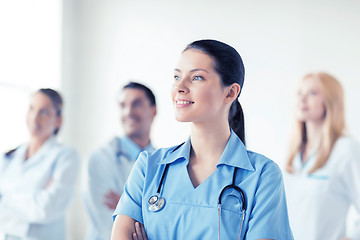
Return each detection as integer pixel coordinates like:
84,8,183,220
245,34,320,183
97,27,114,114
114,130,293,239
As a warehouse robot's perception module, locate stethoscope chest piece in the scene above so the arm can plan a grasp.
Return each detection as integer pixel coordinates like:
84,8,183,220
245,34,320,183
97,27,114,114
148,193,165,212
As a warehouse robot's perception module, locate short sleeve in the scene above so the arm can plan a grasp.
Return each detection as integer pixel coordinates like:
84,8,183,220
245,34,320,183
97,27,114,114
113,151,148,223
246,162,293,240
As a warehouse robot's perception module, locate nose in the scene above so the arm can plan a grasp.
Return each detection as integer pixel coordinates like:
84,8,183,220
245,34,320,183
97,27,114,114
301,93,308,103
122,106,130,116
173,78,189,94
122,105,137,118
28,110,38,123
297,92,306,103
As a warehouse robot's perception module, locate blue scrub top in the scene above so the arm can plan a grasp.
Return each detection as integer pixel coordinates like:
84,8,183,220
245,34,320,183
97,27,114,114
114,130,293,239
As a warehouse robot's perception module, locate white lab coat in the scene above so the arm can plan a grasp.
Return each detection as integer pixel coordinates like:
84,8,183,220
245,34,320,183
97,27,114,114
0,137,79,240
284,136,360,240
83,136,154,240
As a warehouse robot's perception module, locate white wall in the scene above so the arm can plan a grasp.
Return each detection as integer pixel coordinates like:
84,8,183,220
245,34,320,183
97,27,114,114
0,0,62,153
62,0,360,239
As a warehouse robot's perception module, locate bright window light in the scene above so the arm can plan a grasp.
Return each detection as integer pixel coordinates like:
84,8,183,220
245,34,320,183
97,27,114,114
0,0,62,152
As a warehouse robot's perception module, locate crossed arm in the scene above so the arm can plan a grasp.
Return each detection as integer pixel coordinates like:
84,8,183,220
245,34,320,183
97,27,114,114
111,215,147,240
111,215,275,240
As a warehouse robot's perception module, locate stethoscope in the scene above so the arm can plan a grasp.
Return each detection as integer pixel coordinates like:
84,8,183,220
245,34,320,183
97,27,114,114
147,144,247,240
217,167,246,240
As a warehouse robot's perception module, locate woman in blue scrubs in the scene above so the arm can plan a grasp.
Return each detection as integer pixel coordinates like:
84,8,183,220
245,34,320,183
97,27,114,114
111,40,293,240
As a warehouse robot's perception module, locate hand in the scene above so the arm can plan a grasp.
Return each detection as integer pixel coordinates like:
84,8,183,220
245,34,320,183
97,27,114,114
104,190,121,210
132,222,148,240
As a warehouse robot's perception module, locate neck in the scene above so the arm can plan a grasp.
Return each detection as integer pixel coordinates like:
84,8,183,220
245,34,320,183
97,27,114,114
190,120,230,166
304,120,324,151
129,135,151,149
27,137,47,159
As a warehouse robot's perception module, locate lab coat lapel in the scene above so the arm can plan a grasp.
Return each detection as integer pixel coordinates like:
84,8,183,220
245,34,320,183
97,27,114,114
22,137,56,171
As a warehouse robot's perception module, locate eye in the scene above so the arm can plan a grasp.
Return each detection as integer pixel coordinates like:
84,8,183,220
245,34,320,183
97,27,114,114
309,91,318,96
174,75,180,81
192,75,203,81
132,100,143,108
39,109,50,116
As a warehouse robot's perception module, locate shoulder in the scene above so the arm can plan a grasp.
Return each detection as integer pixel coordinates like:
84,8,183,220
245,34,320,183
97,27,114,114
143,144,180,163
333,136,360,151
247,150,282,175
151,144,182,160
50,140,80,165
88,137,118,162
2,141,27,159
0,144,23,171
330,136,360,161
329,136,360,171
2,146,20,161
133,143,184,172
245,151,284,189
50,139,78,155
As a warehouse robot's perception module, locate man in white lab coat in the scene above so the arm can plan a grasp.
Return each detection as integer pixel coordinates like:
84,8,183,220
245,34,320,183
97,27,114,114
83,82,157,240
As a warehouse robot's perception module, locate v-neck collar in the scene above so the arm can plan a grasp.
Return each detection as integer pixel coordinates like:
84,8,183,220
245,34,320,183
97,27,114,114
158,130,255,172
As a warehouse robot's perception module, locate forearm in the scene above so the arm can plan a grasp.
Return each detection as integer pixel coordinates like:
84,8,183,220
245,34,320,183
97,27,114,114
1,186,73,223
111,215,137,240
84,189,115,239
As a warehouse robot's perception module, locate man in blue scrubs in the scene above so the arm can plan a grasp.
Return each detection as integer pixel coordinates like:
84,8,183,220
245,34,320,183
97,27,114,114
83,82,157,240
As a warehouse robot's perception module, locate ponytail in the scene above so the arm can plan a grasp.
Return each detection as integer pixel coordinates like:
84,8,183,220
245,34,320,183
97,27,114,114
229,100,245,145
185,40,246,144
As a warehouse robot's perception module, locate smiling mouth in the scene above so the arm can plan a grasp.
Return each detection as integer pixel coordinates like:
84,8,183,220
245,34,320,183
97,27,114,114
176,100,194,104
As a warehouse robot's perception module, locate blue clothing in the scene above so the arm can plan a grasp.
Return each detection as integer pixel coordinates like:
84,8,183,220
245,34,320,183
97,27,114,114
84,136,155,240
114,131,293,239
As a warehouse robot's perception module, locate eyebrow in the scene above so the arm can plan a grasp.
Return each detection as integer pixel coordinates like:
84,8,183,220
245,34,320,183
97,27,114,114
174,68,209,73
119,97,146,105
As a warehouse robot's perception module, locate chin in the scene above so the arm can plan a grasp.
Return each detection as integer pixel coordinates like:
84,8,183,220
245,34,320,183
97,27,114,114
125,129,143,137
174,115,190,122
28,130,41,138
295,112,307,121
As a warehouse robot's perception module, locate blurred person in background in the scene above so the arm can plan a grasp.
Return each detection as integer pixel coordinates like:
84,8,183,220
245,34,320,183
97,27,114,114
0,88,79,240
284,72,360,240
83,82,157,240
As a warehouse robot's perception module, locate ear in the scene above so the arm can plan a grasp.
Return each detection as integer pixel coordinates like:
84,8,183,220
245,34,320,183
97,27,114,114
151,106,157,119
224,83,241,104
56,115,63,130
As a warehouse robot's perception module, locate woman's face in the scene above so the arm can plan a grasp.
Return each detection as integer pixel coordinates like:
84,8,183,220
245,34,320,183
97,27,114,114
171,49,229,124
26,92,62,141
296,76,326,123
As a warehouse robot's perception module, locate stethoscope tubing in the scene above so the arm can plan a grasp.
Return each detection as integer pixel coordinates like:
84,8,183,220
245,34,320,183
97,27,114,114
148,143,247,239
217,167,246,240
